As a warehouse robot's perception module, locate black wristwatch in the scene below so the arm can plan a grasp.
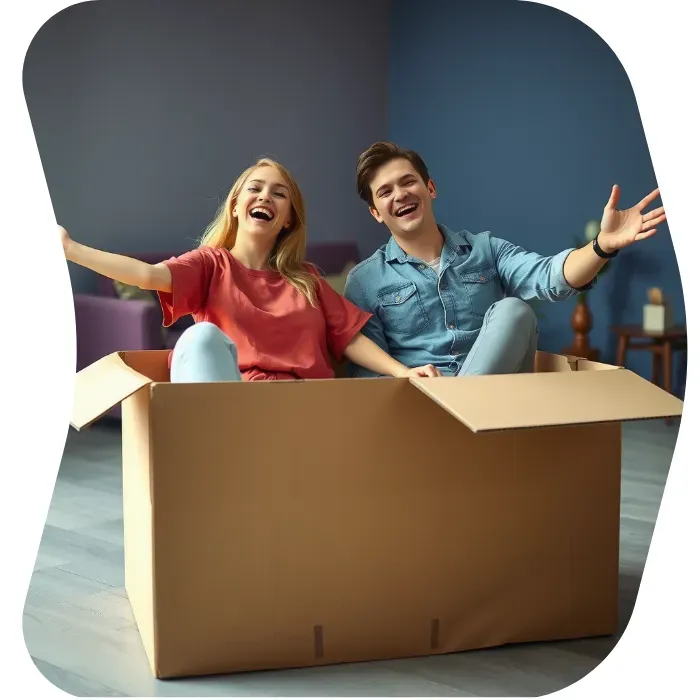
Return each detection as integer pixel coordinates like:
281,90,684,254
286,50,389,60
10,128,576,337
592,234,618,259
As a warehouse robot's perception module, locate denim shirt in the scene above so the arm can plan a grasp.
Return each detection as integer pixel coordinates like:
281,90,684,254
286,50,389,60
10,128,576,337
344,225,594,377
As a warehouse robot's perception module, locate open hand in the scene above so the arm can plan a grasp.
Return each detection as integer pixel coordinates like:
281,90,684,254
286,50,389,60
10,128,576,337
404,364,441,378
597,185,666,253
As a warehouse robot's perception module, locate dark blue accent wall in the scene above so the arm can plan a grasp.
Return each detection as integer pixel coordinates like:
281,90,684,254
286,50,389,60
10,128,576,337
388,0,684,390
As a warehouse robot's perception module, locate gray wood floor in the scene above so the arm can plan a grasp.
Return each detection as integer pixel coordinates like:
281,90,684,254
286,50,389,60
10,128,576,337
23,418,680,697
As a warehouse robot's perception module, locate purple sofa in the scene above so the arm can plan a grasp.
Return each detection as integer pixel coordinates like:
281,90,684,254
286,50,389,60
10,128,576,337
73,241,362,375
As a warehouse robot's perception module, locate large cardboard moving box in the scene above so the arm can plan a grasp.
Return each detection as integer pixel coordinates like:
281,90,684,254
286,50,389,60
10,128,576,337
70,350,683,679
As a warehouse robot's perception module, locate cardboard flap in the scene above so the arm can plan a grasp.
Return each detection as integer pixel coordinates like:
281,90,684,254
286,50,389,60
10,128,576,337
71,352,153,430
534,351,578,372
410,369,683,433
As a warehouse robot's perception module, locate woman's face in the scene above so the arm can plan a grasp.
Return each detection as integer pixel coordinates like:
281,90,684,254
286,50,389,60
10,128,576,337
232,165,293,239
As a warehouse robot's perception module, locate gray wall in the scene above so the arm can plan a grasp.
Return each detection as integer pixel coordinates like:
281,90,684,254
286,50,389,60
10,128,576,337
24,0,391,293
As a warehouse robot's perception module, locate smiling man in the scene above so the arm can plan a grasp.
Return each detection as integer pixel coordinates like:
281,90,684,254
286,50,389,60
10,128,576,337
343,141,666,378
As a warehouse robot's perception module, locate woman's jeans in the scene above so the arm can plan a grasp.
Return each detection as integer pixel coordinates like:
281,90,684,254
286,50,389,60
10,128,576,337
170,322,242,383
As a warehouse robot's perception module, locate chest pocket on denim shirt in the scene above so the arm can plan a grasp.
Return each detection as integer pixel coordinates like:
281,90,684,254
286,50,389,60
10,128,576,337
459,267,503,317
378,282,430,336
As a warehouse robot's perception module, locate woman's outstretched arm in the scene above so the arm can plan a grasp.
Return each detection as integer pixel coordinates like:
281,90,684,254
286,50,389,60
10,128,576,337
60,225,172,292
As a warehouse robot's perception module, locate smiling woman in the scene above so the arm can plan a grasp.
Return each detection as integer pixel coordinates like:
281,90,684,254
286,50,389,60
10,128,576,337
197,158,316,304
59,157,443,383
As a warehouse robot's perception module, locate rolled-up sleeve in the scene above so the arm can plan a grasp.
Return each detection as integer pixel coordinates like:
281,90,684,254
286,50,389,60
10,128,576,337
316,277,372,361
156,248,216,326
343,270,392,378
491,237,596,301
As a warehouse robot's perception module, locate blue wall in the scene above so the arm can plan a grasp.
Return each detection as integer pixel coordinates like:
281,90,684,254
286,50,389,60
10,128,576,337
388,0,684,390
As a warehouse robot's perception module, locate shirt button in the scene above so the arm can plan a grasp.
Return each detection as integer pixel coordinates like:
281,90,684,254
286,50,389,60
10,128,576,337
449,324,455,329
479,275,485,282
419,264,425,270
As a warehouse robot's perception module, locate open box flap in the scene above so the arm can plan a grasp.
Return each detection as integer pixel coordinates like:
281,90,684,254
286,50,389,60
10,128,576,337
70,352,153,430
410,369,683,433
534,351,578,372
533,351,620,372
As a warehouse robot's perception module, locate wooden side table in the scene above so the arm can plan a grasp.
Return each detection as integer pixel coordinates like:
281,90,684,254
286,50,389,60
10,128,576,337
611,325,687,397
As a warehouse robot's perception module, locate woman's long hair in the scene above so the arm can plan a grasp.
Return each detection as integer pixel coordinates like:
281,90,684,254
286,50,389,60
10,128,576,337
199,158,318,306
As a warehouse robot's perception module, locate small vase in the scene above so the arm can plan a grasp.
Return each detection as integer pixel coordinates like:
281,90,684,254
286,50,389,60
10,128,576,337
572,297,592,335
562,295,600,361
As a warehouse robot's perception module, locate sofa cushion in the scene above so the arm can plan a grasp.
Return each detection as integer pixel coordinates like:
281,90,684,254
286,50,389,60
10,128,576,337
113,280,158,303
323,261,356,295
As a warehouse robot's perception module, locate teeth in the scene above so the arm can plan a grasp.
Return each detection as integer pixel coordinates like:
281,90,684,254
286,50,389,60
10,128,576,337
396,204,417,217
250,207,273,221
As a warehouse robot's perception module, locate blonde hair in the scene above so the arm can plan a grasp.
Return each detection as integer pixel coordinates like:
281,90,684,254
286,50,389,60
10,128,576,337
199,158,319,306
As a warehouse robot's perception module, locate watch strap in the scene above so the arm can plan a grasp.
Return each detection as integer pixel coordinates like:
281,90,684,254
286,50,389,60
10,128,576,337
593,234,618,259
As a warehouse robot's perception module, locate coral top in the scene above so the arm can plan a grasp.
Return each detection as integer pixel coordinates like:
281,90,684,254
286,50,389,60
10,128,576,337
157,246,371,380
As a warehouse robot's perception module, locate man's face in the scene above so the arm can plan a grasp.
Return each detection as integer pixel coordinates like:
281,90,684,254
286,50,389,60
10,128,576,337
368,158,437,237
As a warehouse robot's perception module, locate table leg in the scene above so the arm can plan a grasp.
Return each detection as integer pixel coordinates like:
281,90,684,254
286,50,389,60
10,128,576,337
652,349,660,386
663,341,673,395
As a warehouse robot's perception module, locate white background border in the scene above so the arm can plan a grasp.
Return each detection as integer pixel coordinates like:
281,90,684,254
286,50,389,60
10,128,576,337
1,0,696,697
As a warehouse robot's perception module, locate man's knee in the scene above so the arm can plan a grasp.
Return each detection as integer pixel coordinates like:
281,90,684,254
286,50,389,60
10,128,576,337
490,297,538,332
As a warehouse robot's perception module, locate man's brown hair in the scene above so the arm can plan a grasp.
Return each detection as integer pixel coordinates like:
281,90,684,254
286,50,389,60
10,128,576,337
356,142,431,206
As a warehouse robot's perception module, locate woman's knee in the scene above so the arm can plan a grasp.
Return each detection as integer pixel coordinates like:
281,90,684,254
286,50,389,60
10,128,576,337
170,322,241,383
175,322,237,357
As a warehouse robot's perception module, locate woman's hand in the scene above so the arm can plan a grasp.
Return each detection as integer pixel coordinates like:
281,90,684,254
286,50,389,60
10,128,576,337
56,224,172,292
343,333,439,378
401,364,442,378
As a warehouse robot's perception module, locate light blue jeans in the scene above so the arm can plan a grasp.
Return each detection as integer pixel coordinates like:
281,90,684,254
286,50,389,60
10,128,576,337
457,297,538,376
170,322,242,382
170,298,538,382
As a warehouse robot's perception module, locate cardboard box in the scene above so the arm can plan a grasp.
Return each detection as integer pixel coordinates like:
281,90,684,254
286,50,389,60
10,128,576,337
69,350,683,679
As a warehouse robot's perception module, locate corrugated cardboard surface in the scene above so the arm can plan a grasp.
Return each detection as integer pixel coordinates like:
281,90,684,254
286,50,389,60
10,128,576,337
68,348,680,679
70,353,152,430
534,352,579,373
140,378,622,678
410,369,683,432
121,388,156,672
119,350,171,383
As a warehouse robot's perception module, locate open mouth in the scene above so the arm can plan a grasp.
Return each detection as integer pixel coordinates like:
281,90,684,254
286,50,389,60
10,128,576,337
249,207,274,222
395,203,418,218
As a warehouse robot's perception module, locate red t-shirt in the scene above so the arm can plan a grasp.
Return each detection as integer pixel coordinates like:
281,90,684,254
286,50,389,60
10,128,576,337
157,246,372,381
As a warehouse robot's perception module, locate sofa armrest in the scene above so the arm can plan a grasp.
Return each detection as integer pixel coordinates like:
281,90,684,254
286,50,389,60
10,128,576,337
73,294,165,370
